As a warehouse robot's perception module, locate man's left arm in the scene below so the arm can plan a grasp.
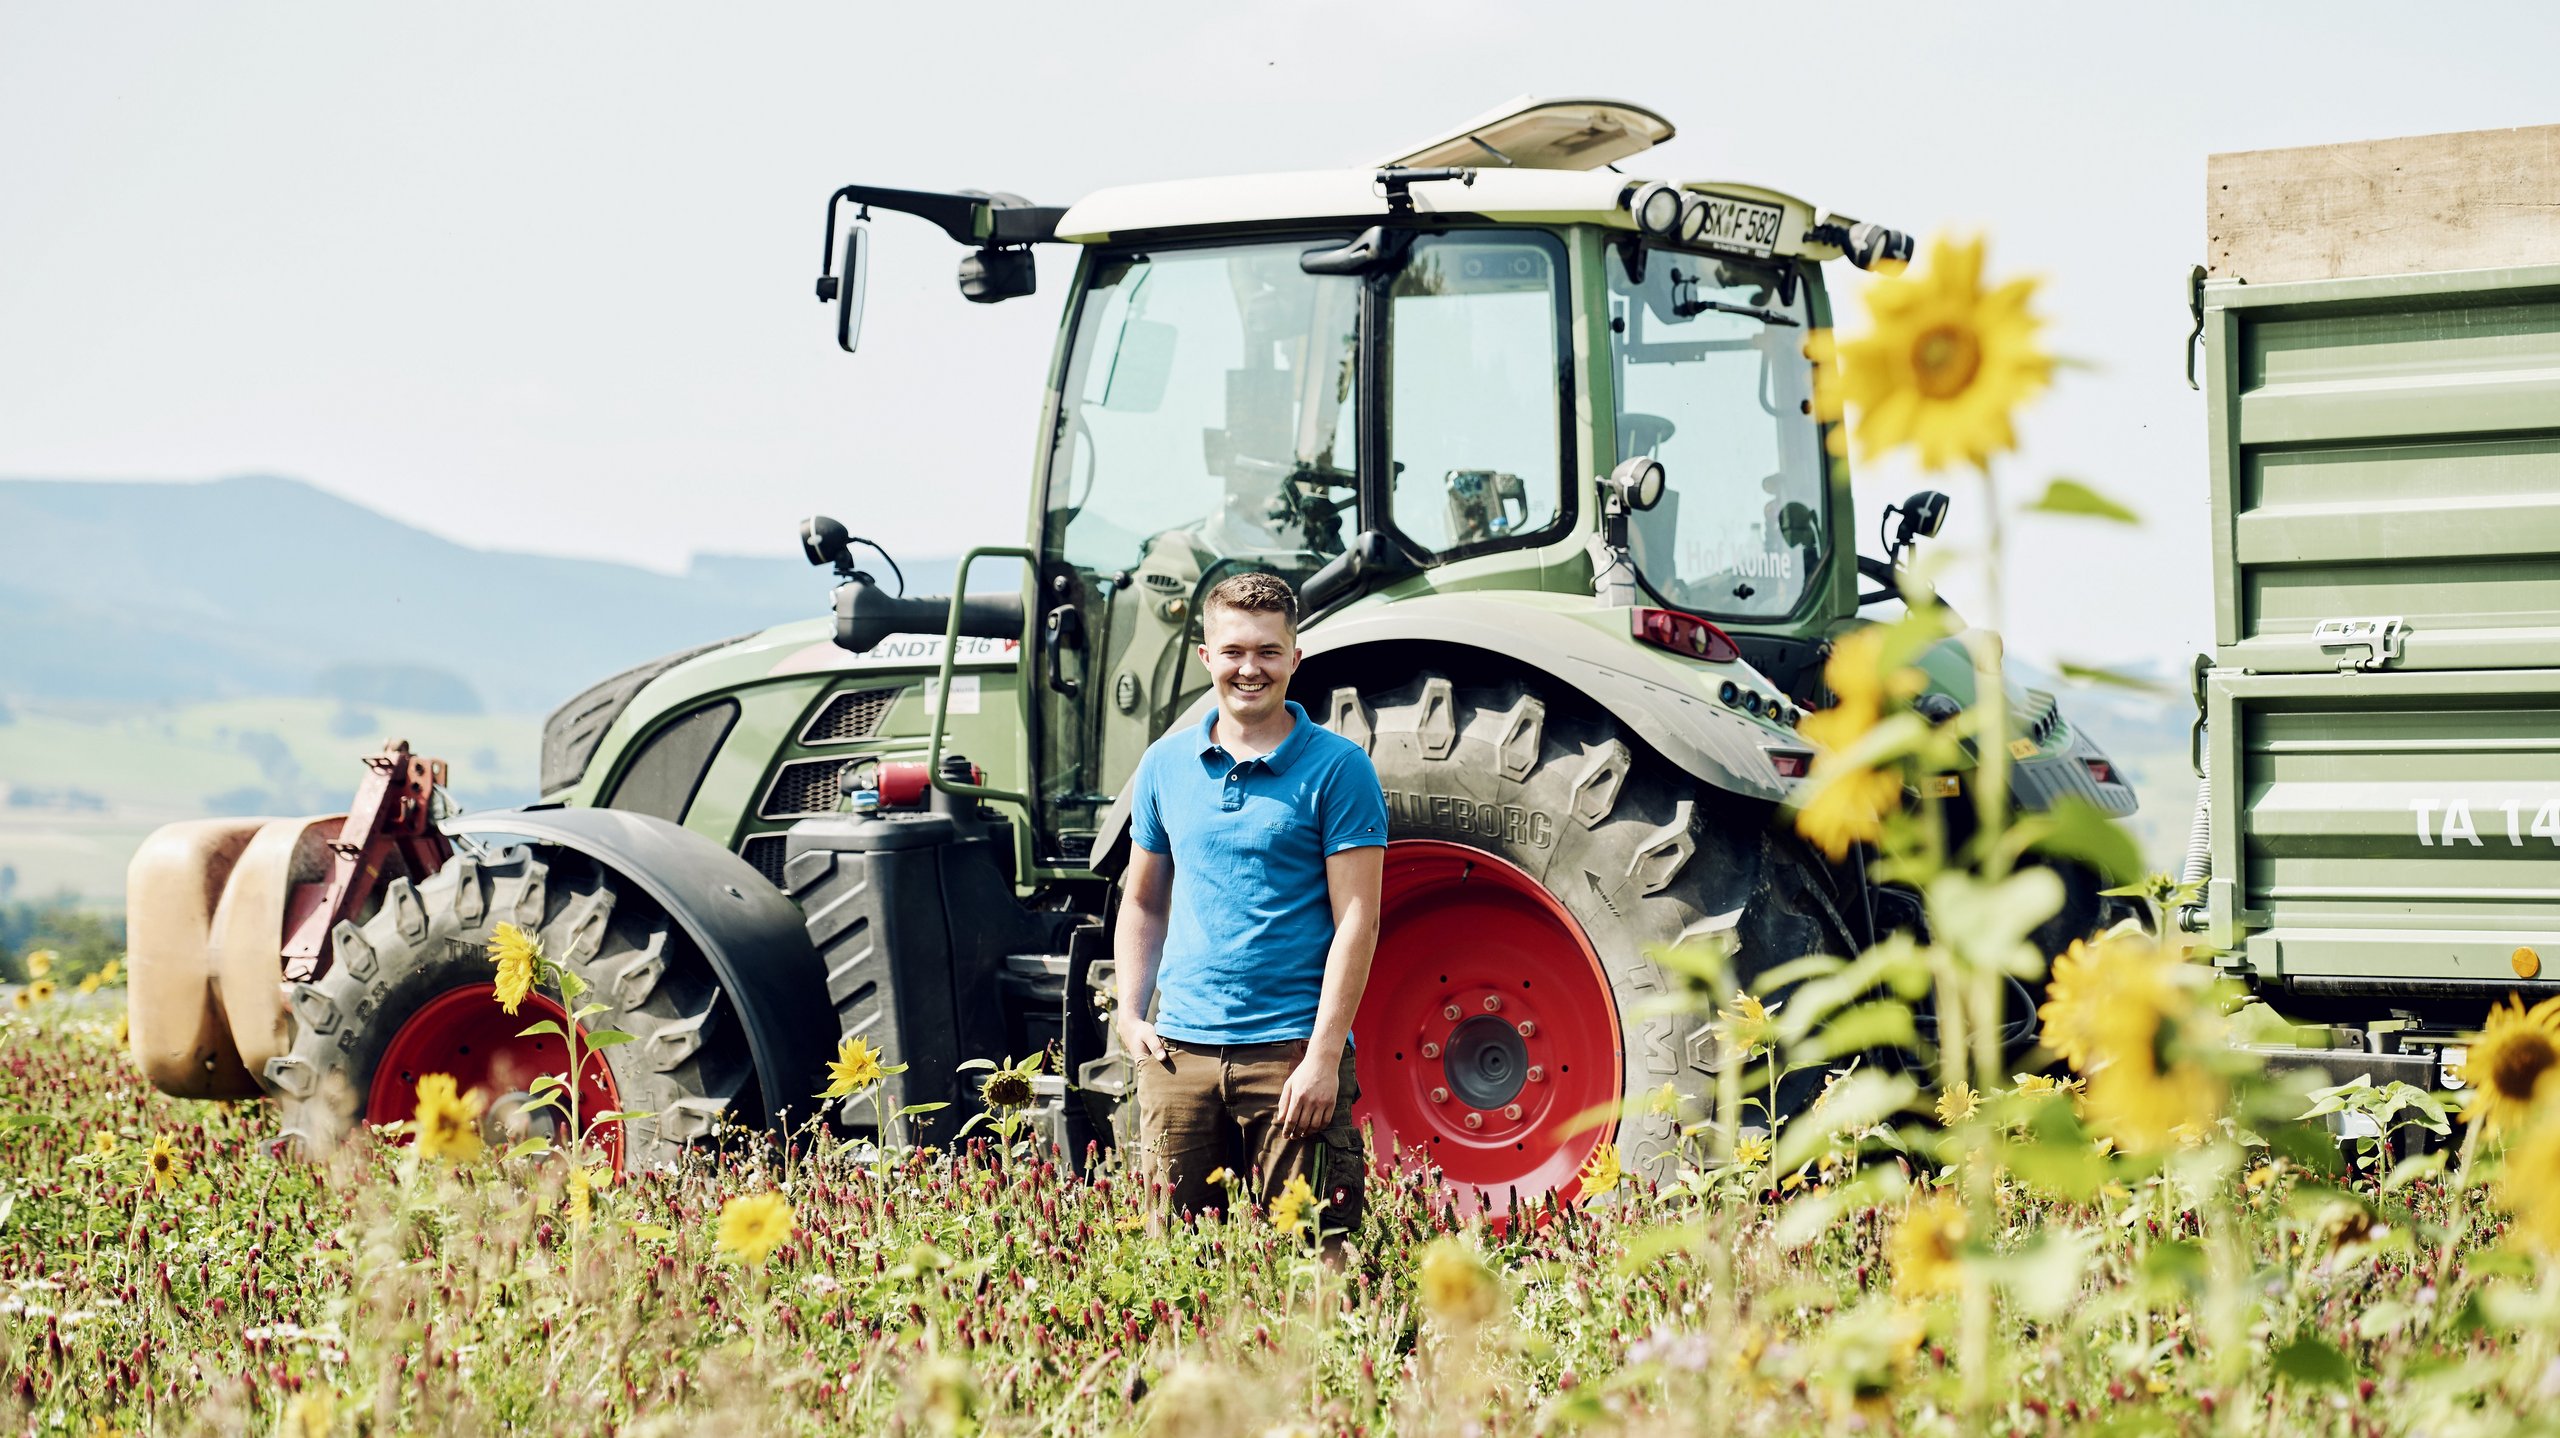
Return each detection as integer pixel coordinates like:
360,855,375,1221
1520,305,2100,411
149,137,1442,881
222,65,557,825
1278,763,1387,1137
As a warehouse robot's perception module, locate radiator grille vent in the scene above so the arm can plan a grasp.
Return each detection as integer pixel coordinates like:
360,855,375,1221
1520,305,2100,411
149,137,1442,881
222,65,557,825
759,758,845,819
738,833,790,888
801,686,900,745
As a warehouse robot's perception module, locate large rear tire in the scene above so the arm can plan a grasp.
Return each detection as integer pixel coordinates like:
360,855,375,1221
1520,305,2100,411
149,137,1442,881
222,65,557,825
1330,671,1847,1212
262,842,760,1172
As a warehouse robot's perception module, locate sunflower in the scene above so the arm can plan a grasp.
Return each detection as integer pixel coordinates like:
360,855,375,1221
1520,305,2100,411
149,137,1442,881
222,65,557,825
413,1073,486,1163
2039,934,2175,1073
143,1136,185,1194
1813,234,2051,473
1734,1134,1773,1168
77,973,100,996
1415,1236,1503,1328
90,1131,118,1157
564,1165,604,1235
1270,1173,1318,1239
2496,1119,2560,1253
1646,1081,1683,1118
1719,990,1776,1055
1794,764,1903,862
24,950,52,979
979,1053,1040,1110
2455,997,2560,1134
1889,1192,1969,1301
9,991,26,1011
28,979,53,1004
99,959,121,986
2074,979,2223,1155
1578,1142,1624,1198
283,1390,334,1438
487,923,541,1015
1800,626,1920,753
2012,1072,2083,1097
821,1036,887,1100
1935,1082,1979,1125
717,1191,795,1266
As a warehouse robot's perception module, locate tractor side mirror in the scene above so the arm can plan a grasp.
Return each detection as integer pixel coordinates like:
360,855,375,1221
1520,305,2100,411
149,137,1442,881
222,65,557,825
828,226,869,353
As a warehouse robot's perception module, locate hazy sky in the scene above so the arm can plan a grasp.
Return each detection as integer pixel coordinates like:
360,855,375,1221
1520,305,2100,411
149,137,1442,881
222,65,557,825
6,3,2557,679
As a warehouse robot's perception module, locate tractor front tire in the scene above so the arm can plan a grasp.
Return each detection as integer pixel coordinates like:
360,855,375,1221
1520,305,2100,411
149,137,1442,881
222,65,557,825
262,842,760,1172
1329,670,1845,1210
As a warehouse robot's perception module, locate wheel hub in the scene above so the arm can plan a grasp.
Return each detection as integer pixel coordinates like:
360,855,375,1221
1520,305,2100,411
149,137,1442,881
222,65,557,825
1442,1015,1529,1109
367,982,625,1169
1351,840,1625,1215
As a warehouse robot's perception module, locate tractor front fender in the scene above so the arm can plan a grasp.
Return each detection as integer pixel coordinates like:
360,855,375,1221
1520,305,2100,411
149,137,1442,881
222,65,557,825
1086,596,1799,876
442,808,838,1123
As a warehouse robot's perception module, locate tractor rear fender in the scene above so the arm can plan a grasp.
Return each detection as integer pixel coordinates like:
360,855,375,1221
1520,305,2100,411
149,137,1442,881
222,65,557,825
442,808,839,1122
1085,597,1797,875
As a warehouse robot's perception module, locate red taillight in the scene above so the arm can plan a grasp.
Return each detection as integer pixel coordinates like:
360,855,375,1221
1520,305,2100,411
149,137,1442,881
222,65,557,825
1769,751,1813,779
2083,759,2117,786
1632,607,1740,663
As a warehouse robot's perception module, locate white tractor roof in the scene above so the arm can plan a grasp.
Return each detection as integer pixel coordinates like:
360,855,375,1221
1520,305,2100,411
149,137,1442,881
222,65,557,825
1052,97,1842,260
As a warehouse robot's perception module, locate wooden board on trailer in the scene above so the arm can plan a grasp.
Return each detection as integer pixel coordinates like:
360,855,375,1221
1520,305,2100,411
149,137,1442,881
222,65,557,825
2208,124,2560,284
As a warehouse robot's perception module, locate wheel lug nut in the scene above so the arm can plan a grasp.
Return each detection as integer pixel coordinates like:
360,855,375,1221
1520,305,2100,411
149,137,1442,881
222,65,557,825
1482,994,1503,1013
1463,1111,1484,1130
1526,1065,1545,1083
1428,1086,1449,1104
1502,1103,1523,1120
1443,1004,1462,1022
1421,1042,1441,1059
1517,1020,1537,1038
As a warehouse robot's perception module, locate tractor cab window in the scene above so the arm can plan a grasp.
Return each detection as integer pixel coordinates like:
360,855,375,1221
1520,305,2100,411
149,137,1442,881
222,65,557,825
1037,242,1361,842
1385,233,1572,560
1606,241,1826,620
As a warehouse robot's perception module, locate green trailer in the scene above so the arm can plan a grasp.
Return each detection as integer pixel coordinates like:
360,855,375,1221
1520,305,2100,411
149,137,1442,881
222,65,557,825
2189,124,2560,1075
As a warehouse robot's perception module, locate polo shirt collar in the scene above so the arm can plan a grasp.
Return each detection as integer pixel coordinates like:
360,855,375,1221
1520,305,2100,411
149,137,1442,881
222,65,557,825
1195,700,1314,772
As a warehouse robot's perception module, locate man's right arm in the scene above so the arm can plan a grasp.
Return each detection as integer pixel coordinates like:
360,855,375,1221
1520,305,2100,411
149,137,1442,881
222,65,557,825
1114,842,1173,1066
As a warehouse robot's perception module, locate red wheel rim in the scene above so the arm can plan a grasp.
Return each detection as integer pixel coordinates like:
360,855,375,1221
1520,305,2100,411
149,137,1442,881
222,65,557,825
1352,840,1622,1215
368,984,625,1170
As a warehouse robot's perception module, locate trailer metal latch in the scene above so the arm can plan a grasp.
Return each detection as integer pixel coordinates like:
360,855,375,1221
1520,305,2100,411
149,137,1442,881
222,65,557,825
2313,615,2405,672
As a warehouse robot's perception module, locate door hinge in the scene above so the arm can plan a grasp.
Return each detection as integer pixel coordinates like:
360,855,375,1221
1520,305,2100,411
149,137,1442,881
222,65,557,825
2313,615,2404,672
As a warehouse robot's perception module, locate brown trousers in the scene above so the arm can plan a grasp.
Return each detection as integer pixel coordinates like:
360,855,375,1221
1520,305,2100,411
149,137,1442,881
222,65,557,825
1136,1037,1366,1232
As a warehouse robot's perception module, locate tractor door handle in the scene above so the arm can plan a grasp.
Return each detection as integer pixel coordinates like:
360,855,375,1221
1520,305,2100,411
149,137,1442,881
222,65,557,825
1044,603,1085,696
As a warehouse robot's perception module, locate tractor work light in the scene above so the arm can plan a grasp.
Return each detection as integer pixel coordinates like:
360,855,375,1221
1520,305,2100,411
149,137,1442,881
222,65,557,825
1634,607,1740,663
1626,181,1685,238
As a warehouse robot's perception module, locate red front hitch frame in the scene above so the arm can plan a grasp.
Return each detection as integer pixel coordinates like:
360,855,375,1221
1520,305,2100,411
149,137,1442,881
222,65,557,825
279,740,451,982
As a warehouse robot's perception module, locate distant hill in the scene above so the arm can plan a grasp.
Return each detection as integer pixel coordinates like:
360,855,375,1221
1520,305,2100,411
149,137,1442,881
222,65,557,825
0,475,860,713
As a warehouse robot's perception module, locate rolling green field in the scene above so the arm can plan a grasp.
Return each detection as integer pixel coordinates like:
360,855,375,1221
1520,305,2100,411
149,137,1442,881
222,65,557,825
0,699,540,903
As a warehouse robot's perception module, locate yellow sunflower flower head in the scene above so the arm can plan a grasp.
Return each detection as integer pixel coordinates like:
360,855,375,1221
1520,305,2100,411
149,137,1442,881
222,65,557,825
1734,1134,1773,1168
2495,1118,2560,1254
1794,764,1903,862
1270,1173,1319,1240
717,1191,795,1267
2456,997,2560,1135
143,1135,186,1194
1578,1141,1624,1198
822,1036,887,1100
1817,234,2052,474
1415,1235,1504,1329
487,923,541,1016
90,1130,119,1157
100,958,121,986
24,950,52,979
28,979,54,1005
1935,1082,1979,1125
1889,1191,1969,1301
412,1073,486,1163
2038,933,2175,1073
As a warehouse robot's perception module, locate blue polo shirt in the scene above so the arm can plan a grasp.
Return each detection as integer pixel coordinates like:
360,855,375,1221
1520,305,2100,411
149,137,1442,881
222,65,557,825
1129,699,1389,1045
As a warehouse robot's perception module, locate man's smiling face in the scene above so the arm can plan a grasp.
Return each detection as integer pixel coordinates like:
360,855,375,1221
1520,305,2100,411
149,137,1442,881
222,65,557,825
1199,603,1300,728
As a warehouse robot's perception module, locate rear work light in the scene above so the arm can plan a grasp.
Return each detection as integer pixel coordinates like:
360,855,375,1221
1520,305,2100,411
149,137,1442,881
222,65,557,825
2083,758,2117,786
1768,750,1813,779
1632,607,1740,663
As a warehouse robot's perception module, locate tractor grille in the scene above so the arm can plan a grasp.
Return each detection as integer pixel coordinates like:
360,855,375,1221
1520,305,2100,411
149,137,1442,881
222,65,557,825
759,758,845,819
738,833,790,888
800,686,900,745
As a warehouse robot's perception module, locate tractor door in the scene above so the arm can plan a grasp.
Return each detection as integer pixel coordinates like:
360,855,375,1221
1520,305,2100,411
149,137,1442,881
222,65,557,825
1030,241,1363,863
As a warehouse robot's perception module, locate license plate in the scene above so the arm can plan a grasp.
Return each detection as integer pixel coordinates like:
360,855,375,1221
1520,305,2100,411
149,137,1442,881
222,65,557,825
1689,192,1785,257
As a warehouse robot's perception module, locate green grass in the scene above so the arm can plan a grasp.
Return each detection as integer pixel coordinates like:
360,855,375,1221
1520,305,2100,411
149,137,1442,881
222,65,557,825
1,985,2553,1437
0,700,540,902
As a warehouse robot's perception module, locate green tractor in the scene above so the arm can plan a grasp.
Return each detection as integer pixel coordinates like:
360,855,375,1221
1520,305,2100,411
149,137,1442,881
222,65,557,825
126,98,2134,1209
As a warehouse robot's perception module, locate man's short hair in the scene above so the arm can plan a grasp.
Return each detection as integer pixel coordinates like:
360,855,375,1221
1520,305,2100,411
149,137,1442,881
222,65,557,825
1201,571,1300,634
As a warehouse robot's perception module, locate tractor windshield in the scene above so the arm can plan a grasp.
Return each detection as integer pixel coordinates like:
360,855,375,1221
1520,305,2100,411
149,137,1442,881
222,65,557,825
1606,241,1827,620
1044,242,1361,586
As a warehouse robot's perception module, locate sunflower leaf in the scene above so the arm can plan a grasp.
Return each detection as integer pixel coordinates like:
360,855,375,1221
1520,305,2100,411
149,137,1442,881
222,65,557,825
582,1030,636,1050
516,1020,567,1042
2025,477,2139,524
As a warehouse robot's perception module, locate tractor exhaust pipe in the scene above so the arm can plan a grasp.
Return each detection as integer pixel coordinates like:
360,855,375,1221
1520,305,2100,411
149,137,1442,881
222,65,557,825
832,576,1024,656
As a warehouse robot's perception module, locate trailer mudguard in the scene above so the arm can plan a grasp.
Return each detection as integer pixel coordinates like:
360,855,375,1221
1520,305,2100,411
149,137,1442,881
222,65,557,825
1085,595,1799,873
443,807,838,1120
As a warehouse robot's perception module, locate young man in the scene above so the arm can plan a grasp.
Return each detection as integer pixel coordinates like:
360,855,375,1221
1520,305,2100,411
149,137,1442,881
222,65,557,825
1115,572,1387,1233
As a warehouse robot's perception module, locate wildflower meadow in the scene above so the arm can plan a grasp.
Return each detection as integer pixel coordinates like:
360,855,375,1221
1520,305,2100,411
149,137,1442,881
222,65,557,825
8,238,2560,1436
